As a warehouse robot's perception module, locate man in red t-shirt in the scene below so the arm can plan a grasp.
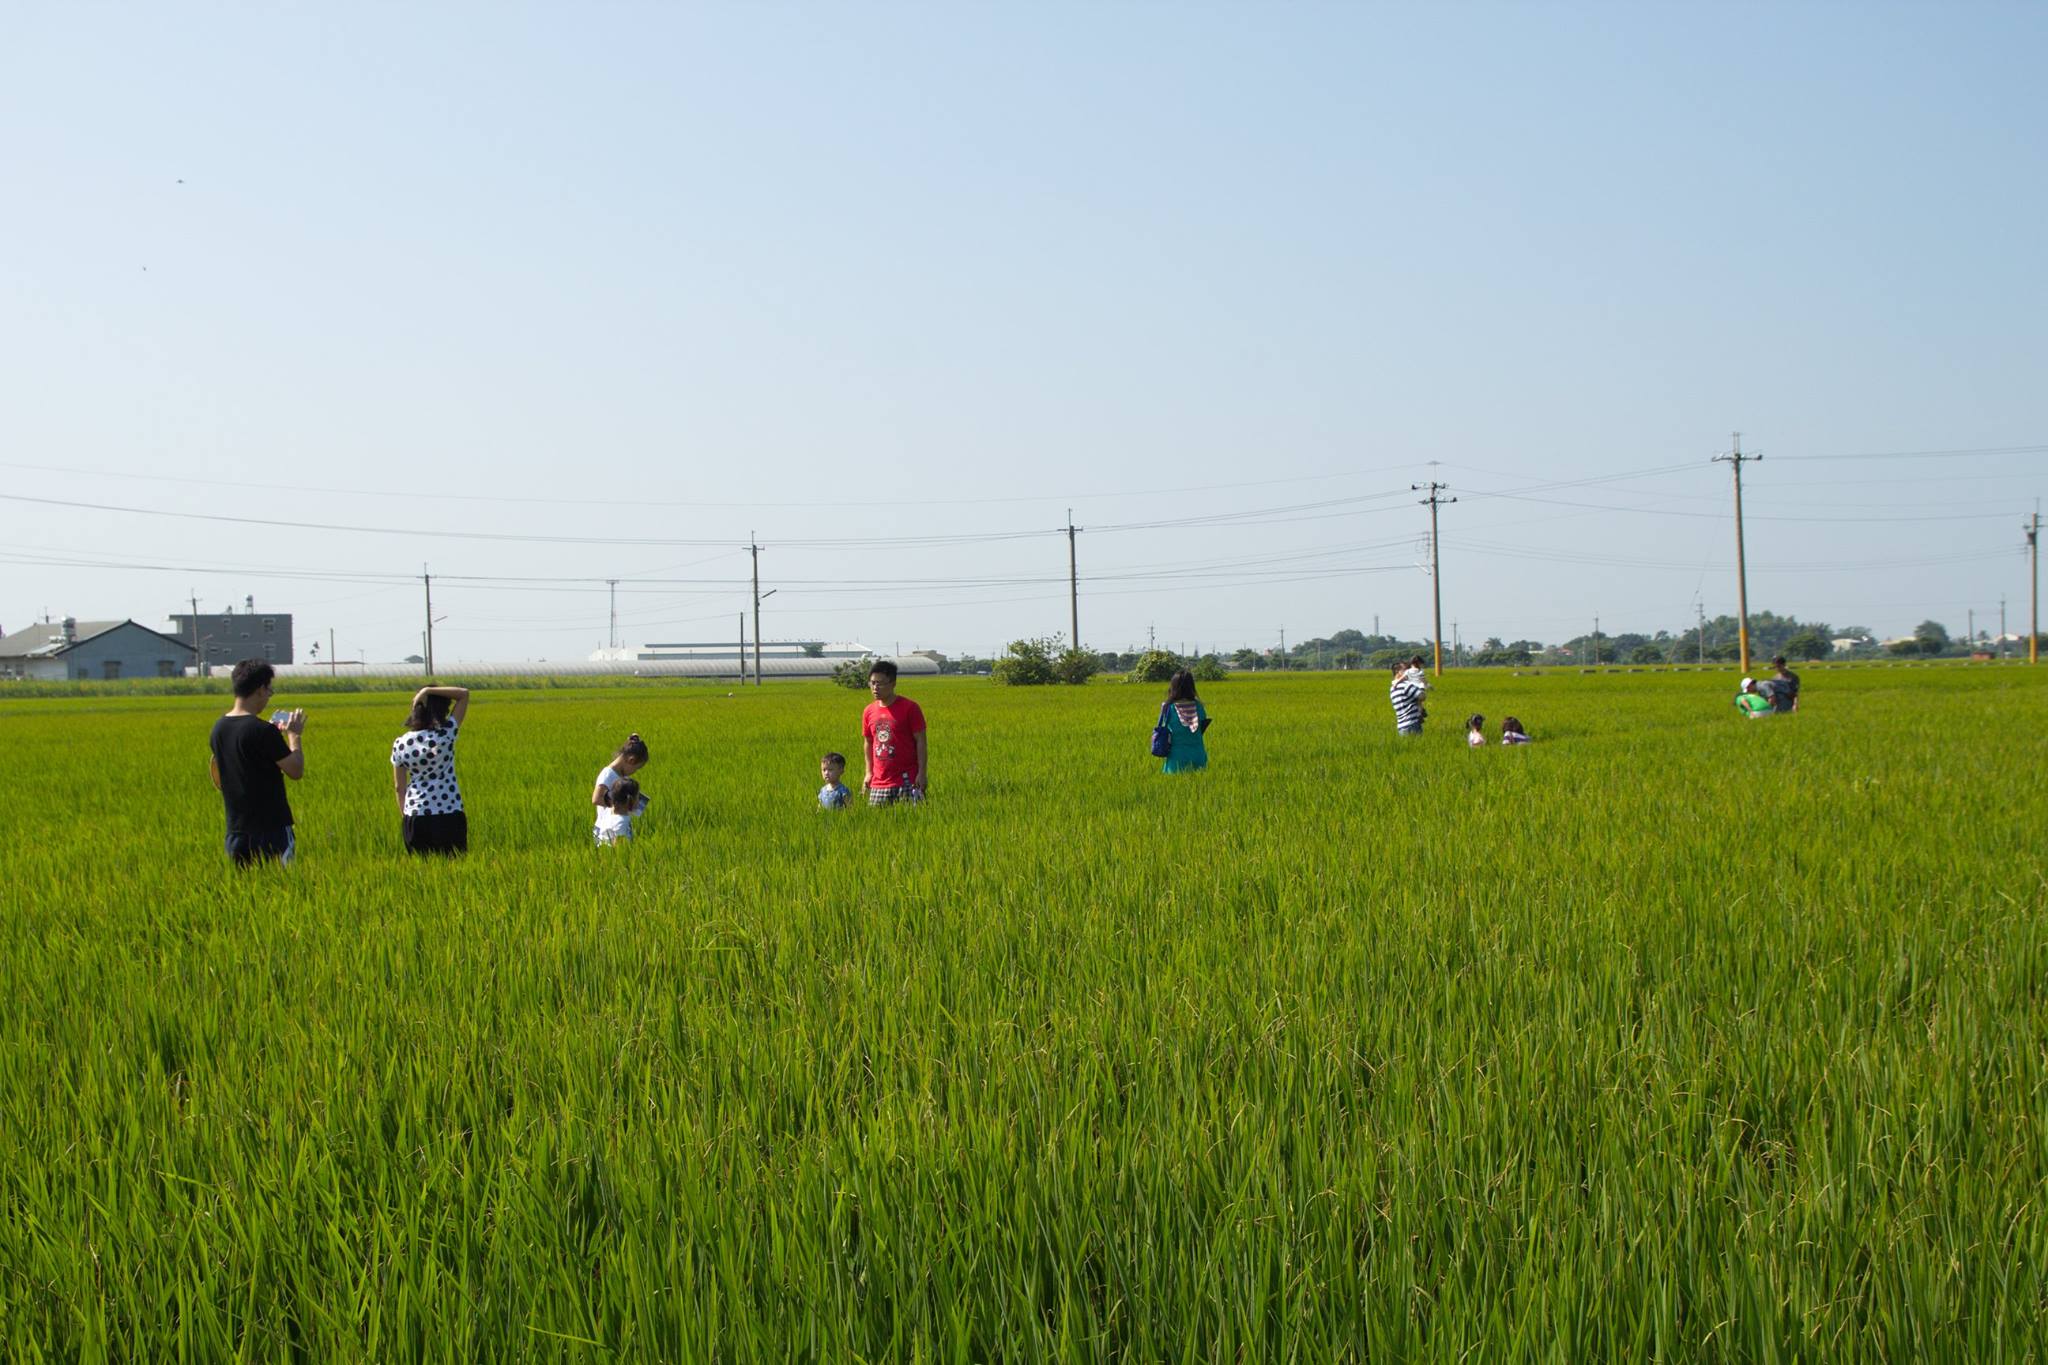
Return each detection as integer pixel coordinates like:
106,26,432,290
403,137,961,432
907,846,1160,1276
860,659,927,806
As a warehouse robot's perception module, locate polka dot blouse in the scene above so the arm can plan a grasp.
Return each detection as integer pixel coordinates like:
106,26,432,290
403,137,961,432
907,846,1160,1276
390,720,463,816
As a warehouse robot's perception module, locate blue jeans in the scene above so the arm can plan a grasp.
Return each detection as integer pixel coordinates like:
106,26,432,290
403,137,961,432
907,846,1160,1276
225,826,295,866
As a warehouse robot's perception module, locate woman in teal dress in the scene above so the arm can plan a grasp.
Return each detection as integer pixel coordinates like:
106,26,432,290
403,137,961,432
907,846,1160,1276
1159,669,1211,773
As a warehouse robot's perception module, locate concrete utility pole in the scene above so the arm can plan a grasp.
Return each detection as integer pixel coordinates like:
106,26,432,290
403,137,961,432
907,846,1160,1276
188,590,202,677
1066,509,1080,652
607,579,619,650
422,568,435,678
1968,608,1975,656
1413,482,1456,676
2027,508,2041,665
1712,434,1760,674
1697,600,1707,664
750,535,763,687
1593,615,1601,667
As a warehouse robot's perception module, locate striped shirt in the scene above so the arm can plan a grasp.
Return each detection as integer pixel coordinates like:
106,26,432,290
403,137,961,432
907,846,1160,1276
1390,675,1426,730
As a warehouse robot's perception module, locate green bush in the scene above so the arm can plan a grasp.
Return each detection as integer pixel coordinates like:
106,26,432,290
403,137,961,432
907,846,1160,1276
1126,650,1182,684
991,638,1058,686
1052,647,1100,685
1190,654,1229,683
829,657,873,689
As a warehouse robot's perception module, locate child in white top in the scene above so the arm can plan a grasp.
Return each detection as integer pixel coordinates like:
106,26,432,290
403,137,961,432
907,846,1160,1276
591,732,649,809
594,776,647,846
1501,716,1533,745
1466,714,1486,748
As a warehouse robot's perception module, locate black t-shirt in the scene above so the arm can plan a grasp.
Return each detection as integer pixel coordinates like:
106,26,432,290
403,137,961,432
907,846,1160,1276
210,713,293,834
1771,670,1800,713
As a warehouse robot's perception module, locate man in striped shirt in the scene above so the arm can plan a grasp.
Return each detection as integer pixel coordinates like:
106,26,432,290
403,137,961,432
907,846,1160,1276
1389,659,1427,735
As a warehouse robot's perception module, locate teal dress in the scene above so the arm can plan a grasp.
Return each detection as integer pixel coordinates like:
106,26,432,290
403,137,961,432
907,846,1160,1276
1161,700,1209,773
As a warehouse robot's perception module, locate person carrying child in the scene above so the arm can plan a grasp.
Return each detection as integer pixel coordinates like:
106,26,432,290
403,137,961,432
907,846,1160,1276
593,777,646,845
818,752,852,809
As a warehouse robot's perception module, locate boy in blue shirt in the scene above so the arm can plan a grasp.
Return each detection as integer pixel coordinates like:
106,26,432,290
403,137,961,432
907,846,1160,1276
818,752,852,809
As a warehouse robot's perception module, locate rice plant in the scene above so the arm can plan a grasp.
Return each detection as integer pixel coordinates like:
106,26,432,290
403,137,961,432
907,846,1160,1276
0,664,2041,1361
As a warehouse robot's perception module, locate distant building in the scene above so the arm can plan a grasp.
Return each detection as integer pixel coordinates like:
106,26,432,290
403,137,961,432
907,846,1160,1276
583,639,937,679
168,602,295,668
0,618,195,681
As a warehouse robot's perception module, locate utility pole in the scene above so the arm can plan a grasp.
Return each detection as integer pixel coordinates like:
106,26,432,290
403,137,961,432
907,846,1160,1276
1279,627,1285,669
1593,614,1601,667
1373,613,1379,640
1713,433,1761,674
422,567,435,678
1452,620,1460,668
1413,482,1456,676
606,579,619,650
750,534,763,687
1066,509,1080,651
188,590,202,677
2000,596,2007,659
1697,600,1706,664
1968,608,1975,657
2027,508,2040,665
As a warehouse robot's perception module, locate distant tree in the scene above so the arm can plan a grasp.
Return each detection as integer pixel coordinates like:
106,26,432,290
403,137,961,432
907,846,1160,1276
1781,630,1829,661
1230,647,1262,672
1334,650,1365,671
1052,646,1100,685
1708,641,1743,662
830,657,873,688
1127,649,1182,684
991,638,1058,686
1913,620,1950,653
1885,637,1926,657
1629,643,1664,665
1190,654,1229,682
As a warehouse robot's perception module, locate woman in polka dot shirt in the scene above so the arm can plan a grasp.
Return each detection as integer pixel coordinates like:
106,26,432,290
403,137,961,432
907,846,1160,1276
390,685,471,855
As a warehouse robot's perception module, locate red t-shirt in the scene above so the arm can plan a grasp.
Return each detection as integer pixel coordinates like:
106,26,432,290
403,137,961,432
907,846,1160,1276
861,696,925,789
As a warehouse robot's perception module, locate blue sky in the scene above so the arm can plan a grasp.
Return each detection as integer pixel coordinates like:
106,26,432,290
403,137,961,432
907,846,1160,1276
2,3,2042,661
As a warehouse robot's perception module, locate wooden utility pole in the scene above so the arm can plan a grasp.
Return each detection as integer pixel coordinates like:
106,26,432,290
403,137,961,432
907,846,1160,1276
2027,509,2041,665
750,535,763,687
1413,482,1456,676
1066,509,1080,652
1712,434,1760,674
422,568,435,678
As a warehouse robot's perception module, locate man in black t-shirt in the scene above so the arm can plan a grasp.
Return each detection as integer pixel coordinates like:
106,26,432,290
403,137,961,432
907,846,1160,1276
208,659,306,865
1766,655,1801,714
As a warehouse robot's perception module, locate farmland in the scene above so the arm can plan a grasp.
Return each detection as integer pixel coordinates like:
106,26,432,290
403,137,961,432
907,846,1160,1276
0,665,2043,1361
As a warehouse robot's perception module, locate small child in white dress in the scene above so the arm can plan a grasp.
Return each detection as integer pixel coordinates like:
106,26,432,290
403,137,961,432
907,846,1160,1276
593,777,647,846
1466,714,1486,748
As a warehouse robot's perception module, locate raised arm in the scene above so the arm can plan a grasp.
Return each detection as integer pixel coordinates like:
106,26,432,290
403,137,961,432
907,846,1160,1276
277,710,306,781
414,685,471,726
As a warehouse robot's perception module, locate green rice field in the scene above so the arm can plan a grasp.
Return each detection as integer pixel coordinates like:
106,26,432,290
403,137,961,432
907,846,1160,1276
1,665,2043,1361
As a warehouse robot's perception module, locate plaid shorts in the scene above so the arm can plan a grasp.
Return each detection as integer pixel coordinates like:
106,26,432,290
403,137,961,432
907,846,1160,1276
867,784,923,807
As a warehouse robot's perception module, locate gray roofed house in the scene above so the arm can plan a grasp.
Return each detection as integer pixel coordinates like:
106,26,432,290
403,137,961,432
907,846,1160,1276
0,618,196,682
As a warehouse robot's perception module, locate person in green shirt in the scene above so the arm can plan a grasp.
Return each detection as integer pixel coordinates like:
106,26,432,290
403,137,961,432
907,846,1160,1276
1734,677,1774,719
1158,670,1212,773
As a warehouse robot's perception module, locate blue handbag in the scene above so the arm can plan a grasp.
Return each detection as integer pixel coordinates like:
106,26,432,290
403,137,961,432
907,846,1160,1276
1150,702,1174,758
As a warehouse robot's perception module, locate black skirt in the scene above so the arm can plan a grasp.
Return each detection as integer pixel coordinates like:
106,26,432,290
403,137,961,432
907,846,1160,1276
401,811,469,855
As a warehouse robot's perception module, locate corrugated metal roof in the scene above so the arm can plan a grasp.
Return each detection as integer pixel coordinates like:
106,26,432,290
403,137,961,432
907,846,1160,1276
0,620,126,659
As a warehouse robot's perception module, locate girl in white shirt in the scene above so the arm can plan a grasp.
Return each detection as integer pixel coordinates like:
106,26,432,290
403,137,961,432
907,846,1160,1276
594,777,647,846
1466,714,1487,748
591,732,649,808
